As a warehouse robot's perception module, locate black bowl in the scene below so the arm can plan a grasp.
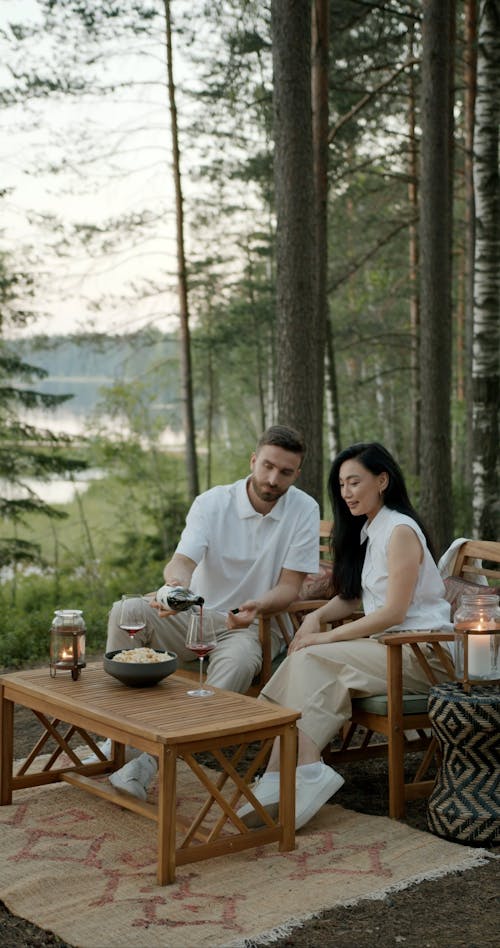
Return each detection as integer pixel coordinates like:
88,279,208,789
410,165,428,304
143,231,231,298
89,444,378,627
103,648,178,687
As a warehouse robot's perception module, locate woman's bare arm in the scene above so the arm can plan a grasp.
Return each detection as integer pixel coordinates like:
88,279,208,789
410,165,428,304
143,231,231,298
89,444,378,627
289,525,422,652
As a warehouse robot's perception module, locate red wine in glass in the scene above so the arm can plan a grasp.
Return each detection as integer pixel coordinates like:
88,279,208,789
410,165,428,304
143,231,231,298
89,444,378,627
186,609,217,696
186,641,216,659
119,623,146,639
119,596,146,641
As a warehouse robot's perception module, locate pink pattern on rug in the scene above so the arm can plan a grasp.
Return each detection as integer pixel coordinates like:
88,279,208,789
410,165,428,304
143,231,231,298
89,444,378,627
249,831,393,881
1,769,489,947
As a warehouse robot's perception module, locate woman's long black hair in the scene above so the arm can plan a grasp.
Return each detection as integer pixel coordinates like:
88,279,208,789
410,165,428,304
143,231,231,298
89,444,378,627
327,442,435,601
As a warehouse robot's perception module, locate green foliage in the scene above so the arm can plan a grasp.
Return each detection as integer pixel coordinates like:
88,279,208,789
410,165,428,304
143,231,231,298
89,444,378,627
0,464,190,668
0,334,222,668
0,252,89,571
0,570,112,669
2,2,494,573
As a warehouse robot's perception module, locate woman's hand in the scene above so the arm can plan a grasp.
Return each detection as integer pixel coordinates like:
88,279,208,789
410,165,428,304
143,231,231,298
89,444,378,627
288,612,324,653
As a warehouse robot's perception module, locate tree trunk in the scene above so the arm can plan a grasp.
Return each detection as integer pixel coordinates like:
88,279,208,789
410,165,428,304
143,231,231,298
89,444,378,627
163,0,199,501
407,27,420,477
463,0,477,502
325,317,341,456
472,0,500,539
312,0,330,486
245,246,268,433
271,0,322,503
418,0,455,555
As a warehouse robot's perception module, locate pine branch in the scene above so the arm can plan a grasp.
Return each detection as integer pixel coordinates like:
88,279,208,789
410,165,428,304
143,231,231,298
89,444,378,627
329,217,417,291
328,58,419,142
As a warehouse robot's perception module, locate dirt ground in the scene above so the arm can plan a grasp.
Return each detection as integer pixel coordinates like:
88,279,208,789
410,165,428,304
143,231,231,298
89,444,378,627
1,693,498,948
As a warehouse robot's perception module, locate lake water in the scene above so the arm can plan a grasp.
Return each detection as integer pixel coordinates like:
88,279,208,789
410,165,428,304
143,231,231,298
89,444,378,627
22,407,185,448
0,469,105,505
1,408,186,583
7,408,186,506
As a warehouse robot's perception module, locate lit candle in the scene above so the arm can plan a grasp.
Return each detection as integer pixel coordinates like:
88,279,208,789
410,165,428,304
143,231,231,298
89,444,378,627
468,635,493,677
61,647,74,660
465,615,498,678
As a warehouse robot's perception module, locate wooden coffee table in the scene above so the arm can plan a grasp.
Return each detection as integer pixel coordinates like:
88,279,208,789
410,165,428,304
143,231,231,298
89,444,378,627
0,664,300,884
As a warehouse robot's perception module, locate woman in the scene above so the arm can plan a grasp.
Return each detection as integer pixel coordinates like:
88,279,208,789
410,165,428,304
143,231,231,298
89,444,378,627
237,442,453,830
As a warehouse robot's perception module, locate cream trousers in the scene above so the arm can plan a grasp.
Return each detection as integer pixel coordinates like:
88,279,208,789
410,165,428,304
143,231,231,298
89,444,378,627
260,634,452,751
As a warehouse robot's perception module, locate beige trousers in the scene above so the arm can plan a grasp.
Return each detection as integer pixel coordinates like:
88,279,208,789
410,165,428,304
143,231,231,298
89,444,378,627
260,634,452,751
106,597,283,694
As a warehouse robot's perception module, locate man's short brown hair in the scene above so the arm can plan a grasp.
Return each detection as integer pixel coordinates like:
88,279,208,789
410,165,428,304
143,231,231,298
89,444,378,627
256,425,306,460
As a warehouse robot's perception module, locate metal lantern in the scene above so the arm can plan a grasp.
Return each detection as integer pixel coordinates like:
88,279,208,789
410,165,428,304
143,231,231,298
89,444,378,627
454,593,500,691
49,610,86,680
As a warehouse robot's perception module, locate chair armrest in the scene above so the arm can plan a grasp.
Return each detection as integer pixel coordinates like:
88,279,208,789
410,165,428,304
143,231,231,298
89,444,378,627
382,631,455,689
379,631,455,646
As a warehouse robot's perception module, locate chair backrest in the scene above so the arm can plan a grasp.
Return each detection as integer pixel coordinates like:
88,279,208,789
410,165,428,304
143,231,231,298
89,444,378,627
319,520,333,564
444,539,500,619
452,539,500,584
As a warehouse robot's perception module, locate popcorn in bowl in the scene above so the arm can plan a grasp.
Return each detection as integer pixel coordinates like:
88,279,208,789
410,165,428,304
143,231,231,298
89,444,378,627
112,647,175,664
103,647,178,686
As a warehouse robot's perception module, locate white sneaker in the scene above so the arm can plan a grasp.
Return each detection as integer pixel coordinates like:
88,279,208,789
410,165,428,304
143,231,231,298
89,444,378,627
109,753,157,801
82,738,142,765
236,773,281,827
295,763,344,829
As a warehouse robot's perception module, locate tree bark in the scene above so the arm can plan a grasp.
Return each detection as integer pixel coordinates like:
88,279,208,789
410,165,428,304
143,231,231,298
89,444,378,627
312,0,331,477
418,0,455,554
462,0,478,502
325,317,341,457
272,0,323,503
407,26,420,477
472,0,500,539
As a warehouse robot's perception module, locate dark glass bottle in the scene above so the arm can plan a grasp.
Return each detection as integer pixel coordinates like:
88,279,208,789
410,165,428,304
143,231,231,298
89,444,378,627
156,585,204,612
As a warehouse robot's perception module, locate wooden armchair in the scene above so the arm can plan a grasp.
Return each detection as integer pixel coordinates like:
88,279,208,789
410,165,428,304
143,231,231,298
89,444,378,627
257,537,500,820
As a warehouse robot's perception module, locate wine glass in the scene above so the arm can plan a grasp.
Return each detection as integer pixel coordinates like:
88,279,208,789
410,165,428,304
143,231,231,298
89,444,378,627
119,595,146,641
185,611,217,696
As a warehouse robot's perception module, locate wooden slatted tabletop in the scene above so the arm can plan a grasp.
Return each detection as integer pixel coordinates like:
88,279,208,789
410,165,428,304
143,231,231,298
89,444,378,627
1,663,298,743
0,663,300,883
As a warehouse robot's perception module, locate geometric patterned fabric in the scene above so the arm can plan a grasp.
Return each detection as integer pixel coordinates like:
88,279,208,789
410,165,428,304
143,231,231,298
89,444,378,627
427,682,500,846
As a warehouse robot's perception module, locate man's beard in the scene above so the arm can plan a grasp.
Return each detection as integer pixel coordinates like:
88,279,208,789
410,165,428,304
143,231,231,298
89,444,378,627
250,475,285,503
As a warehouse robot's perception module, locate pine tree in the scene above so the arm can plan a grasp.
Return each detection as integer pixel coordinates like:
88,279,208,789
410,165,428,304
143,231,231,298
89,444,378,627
0,252,87,568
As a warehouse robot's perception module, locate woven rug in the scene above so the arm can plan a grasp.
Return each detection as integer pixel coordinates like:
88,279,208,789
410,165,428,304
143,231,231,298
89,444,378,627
0,762,492,948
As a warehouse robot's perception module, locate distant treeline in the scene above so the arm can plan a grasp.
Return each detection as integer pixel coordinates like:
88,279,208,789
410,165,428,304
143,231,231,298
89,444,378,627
10,330,181,416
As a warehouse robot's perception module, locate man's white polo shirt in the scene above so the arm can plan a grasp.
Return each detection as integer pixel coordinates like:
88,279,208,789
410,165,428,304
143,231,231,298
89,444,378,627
175,477,320,613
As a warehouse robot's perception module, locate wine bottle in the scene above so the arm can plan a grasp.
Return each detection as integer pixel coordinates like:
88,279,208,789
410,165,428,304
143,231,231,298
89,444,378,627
156,585,204,612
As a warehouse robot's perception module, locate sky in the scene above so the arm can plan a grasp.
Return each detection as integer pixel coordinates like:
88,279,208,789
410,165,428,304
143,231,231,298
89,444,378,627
0,0,198,338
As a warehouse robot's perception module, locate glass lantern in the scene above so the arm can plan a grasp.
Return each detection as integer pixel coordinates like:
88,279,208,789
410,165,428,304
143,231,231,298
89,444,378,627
454,593,500,691
50,610,86,680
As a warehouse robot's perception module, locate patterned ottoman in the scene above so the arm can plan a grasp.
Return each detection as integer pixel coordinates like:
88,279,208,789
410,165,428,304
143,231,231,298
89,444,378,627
427,682,500,846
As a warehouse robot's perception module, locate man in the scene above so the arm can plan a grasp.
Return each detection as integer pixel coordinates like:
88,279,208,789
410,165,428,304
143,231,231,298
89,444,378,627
107,424,319,692
100,425,320,799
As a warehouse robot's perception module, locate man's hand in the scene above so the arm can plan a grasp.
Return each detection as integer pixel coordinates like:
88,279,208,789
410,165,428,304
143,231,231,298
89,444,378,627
226,601,259,630
150,599,177,618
